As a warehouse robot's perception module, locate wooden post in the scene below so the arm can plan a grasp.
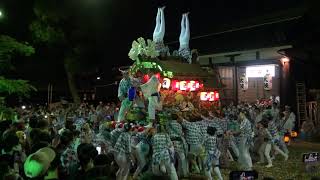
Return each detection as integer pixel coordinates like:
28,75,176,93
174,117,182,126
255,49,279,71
225,54,240,105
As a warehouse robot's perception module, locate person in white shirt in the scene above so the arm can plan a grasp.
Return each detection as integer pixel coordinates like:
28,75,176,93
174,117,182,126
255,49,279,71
233,110,253,170
140,70,162,127
282,106,296,133
203,126,223,180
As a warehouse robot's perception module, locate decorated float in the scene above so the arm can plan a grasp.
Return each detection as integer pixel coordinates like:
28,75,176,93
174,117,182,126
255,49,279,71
122,37,221,124
118,10,221,125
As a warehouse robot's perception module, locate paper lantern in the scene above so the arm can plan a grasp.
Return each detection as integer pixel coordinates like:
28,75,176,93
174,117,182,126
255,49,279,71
291,131,298,138
214,91,220,100
200,91,220,102
143,74,150,83
155,73,161,79
171,80,180,91
162,78,171,89
209,92,215,101
170,80,202,91
188,81,196,91
200,92,208,101
284,135,290,143
264,71,272,90
180,81,187,91
239,73,248,91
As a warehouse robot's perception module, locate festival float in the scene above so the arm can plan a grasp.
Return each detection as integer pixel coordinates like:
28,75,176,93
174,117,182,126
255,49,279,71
119,10,221,125
122,37,221,123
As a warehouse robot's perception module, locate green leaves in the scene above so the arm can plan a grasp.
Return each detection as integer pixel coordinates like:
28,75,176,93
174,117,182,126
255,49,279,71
0,35,36,96
0,35,35,72
0,35,35,57
29,20,65,44
128,37,159,62
0,77,37,97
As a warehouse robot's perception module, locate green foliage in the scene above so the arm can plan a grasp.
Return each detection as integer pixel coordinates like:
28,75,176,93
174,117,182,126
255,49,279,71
29,20,65,44
0,35,35,57
29,0,67,45
0,35,36,98
0,98,16,121
0,35,35,72
0,77,37,97
0,35,36,121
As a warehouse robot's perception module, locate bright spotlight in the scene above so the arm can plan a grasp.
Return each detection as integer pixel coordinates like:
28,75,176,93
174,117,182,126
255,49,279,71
281,57,290,64
97,77,101,80
21,105,26,110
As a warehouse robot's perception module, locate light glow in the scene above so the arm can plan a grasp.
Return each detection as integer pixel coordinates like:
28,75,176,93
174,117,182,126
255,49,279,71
155,73,161,79
281,57,290,65
284,135,290,143
246,65,275,77
179,81,187,91
163,79,202,91
143,74,150,83
188,81,196,91
177,81,200,91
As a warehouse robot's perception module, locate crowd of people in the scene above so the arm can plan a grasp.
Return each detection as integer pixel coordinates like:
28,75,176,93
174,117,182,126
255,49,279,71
0,97,297,180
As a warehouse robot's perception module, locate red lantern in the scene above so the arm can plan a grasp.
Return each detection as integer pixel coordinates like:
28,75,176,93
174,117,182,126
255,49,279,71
155,73,161,79
214,91,220,100
143,74,150,83
171,80,180,91
170,80,202,91
196,82,200,89
200,91,220,102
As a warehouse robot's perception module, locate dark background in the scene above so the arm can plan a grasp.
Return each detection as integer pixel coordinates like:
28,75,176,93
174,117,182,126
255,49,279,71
1,0,316,103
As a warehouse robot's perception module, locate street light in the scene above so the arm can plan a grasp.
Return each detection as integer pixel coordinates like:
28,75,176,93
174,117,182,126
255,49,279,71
96,76,101,80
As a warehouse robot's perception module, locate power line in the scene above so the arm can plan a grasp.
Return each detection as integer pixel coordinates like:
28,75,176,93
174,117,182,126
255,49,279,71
94,82,118,88
166,16,302,45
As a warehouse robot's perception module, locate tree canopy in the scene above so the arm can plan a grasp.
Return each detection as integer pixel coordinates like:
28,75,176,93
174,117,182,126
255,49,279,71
0,35,36,120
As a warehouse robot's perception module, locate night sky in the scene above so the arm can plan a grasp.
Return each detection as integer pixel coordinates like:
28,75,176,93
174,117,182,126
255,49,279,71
0,0,308,98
